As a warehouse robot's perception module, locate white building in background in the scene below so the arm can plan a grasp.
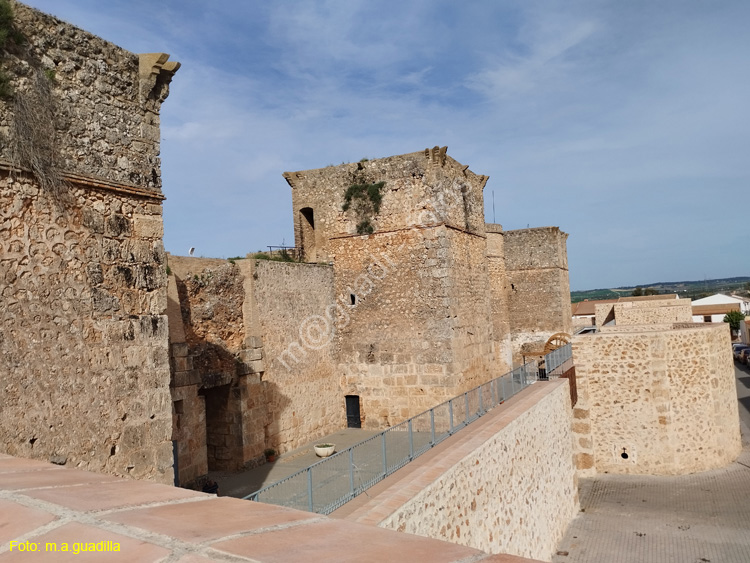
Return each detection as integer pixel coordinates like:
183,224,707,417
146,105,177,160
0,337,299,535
691,293,750,323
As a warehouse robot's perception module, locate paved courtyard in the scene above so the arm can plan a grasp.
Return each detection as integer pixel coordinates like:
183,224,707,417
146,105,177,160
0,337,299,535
553,363,750,563
210,428,379,499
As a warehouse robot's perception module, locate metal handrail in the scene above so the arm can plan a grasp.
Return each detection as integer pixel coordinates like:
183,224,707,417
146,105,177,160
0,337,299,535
245,347,572,514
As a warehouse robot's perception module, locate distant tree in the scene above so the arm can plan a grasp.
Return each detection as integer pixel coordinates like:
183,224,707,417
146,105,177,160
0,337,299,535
632,287,643,296
644,288,659,295
723,310,745,334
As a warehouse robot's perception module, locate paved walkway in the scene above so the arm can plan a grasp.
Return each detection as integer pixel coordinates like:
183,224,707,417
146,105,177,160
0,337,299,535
210,428,379,499
0,454,533,562
553,363,750,563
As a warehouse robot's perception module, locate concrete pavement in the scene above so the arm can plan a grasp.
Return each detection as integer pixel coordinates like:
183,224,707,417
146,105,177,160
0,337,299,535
552,362,750,563
209,428,379,499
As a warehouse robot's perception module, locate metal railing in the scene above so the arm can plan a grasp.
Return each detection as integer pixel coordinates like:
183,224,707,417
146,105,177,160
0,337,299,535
246,347,573,515
544,343,573,377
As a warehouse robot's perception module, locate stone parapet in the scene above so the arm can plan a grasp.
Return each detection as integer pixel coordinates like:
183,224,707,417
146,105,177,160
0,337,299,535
336,381,579,562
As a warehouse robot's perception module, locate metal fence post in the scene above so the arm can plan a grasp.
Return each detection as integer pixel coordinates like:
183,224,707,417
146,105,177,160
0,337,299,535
430,408,435,445
408,419,414,460
307,467,313,512
479,385,483,414
381,432,388,477
449,399,454,434
465,392,469,425
349,448,355,499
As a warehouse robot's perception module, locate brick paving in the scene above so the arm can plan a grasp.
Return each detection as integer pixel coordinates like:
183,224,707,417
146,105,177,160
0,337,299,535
553,364,750,563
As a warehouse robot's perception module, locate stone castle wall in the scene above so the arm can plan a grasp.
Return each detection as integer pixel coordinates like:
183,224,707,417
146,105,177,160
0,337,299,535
166,256,342,480
0,174,173,482
332,224,494,429
0,2,178,189
368,381,579,562
571,323,741,476
486,225,513,374
503,227,572,365
0,2,177,483
333,227,458,428
167,257,244,475
593,295,689,327
612,300,692,326
252,259,344,453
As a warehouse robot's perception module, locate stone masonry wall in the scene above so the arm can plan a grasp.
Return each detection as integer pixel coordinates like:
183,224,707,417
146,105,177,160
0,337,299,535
594,296,689,328
168,256,260,472
486,225,512,374
285,148,488,262
167,256,343,476
571,323,741,476
0,173,173,482
443,227,495,391
332,225,494,429
376,381,579,562
504,227,572,366
251,259,344,454
0,2,177,483
611,300,692,326
0,2,178,190
166,256,234,478
333,227,455,428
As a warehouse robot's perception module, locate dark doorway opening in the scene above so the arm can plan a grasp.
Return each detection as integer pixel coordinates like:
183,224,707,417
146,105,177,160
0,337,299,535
299,207,316,261
203,383,242,471
345,395,361,428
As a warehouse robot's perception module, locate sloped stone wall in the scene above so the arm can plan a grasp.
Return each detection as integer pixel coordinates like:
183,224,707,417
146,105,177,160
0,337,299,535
373,381,579,561
571,323,740,476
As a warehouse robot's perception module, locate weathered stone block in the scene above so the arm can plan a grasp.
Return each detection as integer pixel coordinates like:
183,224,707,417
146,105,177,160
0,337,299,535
239,348,262,363
173,355,193,372
133,215,163,239
171,342,189,358
576,453,594,470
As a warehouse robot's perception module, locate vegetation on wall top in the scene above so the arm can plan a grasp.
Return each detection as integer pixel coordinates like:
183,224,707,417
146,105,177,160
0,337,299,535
342,181,385,235
0,1,64,197
251,249,298,262
0,0,20,99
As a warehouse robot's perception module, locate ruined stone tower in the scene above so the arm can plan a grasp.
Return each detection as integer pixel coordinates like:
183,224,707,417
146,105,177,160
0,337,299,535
504,227,572,364
285,148,497,428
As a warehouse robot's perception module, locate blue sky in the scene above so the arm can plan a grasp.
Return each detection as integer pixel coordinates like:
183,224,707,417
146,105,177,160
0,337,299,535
23,0,750,290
